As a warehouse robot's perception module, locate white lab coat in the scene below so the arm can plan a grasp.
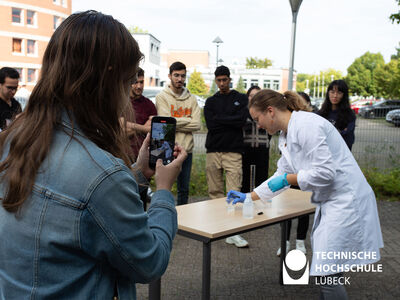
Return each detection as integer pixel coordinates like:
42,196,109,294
254,111,383,276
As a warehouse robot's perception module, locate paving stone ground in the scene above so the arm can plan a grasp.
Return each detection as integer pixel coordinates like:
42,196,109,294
137,199,400,300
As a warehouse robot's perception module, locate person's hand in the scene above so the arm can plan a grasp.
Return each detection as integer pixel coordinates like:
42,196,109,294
155,144,187,191
226,190,246,204
136,133,154,179
267,173,289,192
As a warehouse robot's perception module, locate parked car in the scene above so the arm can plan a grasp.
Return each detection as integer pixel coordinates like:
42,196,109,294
311,98,324,111
386,109,400,127
143,87,206,108
142,87,164,103
358,100,400,118
351,100,374,115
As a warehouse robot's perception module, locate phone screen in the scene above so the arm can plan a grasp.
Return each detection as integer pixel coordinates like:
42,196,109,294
149,117,176,169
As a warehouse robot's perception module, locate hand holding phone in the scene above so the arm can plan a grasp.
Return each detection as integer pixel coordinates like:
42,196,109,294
154,143,188,191
149,117,176,169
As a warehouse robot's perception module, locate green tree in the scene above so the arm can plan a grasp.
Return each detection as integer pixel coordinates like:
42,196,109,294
346,52,385,97
296,69,343,96
128,26,148,34
389,0,400,24
374,59,400,99
295,73,311,93
245,57,272,69
235,76,246,93
391,43,400,60
187,70,207,96
207,80,217,98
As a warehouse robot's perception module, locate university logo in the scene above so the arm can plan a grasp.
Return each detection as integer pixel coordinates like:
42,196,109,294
283,249,309,285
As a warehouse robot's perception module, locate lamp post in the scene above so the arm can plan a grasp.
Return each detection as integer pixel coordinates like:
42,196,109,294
288,0,303,91
212,36,223,67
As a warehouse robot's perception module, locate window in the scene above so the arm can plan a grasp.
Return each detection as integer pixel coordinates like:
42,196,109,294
27,69,37,83
12,38,22,53
27,40,36,55
53,16,60,30
243,79,247,89
15,68,23,82
263,80,271,89
27,10,36,26
12,8,22,23
273,80,280,91
251,79,258,87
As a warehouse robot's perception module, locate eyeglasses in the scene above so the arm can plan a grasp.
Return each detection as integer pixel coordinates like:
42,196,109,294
329,90,343,96
5,86,18,91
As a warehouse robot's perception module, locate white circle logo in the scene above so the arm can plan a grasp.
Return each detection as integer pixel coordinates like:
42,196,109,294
285,249,307,271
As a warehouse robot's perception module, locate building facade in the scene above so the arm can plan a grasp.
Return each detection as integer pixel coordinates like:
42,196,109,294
132,33,162,87
161,49,209,71
160,49,296,92
0,0,71,90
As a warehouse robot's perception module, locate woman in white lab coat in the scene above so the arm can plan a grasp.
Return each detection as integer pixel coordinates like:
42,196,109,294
227,89,383,299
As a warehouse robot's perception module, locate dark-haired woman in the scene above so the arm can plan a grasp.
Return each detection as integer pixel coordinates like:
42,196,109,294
318,80,356,150
0,11,186,299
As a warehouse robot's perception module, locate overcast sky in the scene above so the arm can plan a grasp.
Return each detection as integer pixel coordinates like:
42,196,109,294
72,0,399,75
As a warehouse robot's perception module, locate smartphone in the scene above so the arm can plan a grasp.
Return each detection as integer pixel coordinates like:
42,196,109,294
149,116,176,169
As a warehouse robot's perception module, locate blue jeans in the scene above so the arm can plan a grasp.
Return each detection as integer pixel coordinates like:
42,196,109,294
177,153,193,205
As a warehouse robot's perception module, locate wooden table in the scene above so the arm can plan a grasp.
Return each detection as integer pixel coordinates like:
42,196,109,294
149,189,315,300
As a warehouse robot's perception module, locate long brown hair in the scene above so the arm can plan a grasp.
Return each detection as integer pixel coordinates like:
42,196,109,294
249,89,311,112
0,11,143,212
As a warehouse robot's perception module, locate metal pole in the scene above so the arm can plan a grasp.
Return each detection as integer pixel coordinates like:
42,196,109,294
149,279,161,300
216,45,219,67
322,74,325,98
279,221,288,285
288,11,298,91
202,241,211,300
313,76,316,98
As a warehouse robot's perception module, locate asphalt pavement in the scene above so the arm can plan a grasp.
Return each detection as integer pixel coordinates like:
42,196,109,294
136,198,400,300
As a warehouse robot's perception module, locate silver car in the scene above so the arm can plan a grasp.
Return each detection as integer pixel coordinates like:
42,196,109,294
386,109,400,127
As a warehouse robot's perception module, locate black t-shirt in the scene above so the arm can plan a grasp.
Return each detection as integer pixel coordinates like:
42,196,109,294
0,97,22,130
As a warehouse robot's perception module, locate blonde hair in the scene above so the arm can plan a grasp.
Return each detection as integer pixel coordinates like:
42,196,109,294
249,89,311,113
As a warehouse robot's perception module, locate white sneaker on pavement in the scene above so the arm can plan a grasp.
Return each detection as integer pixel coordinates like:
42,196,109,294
276,241,291,257
225,235,249,248
296,239,306,254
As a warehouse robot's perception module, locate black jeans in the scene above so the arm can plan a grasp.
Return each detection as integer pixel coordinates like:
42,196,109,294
177,153,193,205
286,215,309,240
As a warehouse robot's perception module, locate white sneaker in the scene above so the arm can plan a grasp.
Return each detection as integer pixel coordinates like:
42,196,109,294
225,235,249,248
296,239,306,254
276,241,291,257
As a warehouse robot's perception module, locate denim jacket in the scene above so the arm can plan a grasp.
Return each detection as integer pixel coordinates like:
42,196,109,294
0,118,177,299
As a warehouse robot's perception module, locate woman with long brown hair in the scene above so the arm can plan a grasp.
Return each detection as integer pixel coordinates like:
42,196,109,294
0,11,186,299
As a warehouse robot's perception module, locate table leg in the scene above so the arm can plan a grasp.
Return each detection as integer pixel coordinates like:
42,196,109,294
279,220,288,285
202,241,211,300
149,278,161,300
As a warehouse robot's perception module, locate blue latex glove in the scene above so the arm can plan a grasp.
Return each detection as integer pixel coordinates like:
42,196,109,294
226,190,246,204
267,173,289,192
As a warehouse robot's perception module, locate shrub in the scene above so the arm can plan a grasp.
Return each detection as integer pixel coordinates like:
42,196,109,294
363,167,400,201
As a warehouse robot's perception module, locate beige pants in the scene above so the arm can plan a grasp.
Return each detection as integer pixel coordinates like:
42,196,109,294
206,152,242,199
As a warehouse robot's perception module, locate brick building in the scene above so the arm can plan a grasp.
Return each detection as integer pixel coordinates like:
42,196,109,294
0,0,71,91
